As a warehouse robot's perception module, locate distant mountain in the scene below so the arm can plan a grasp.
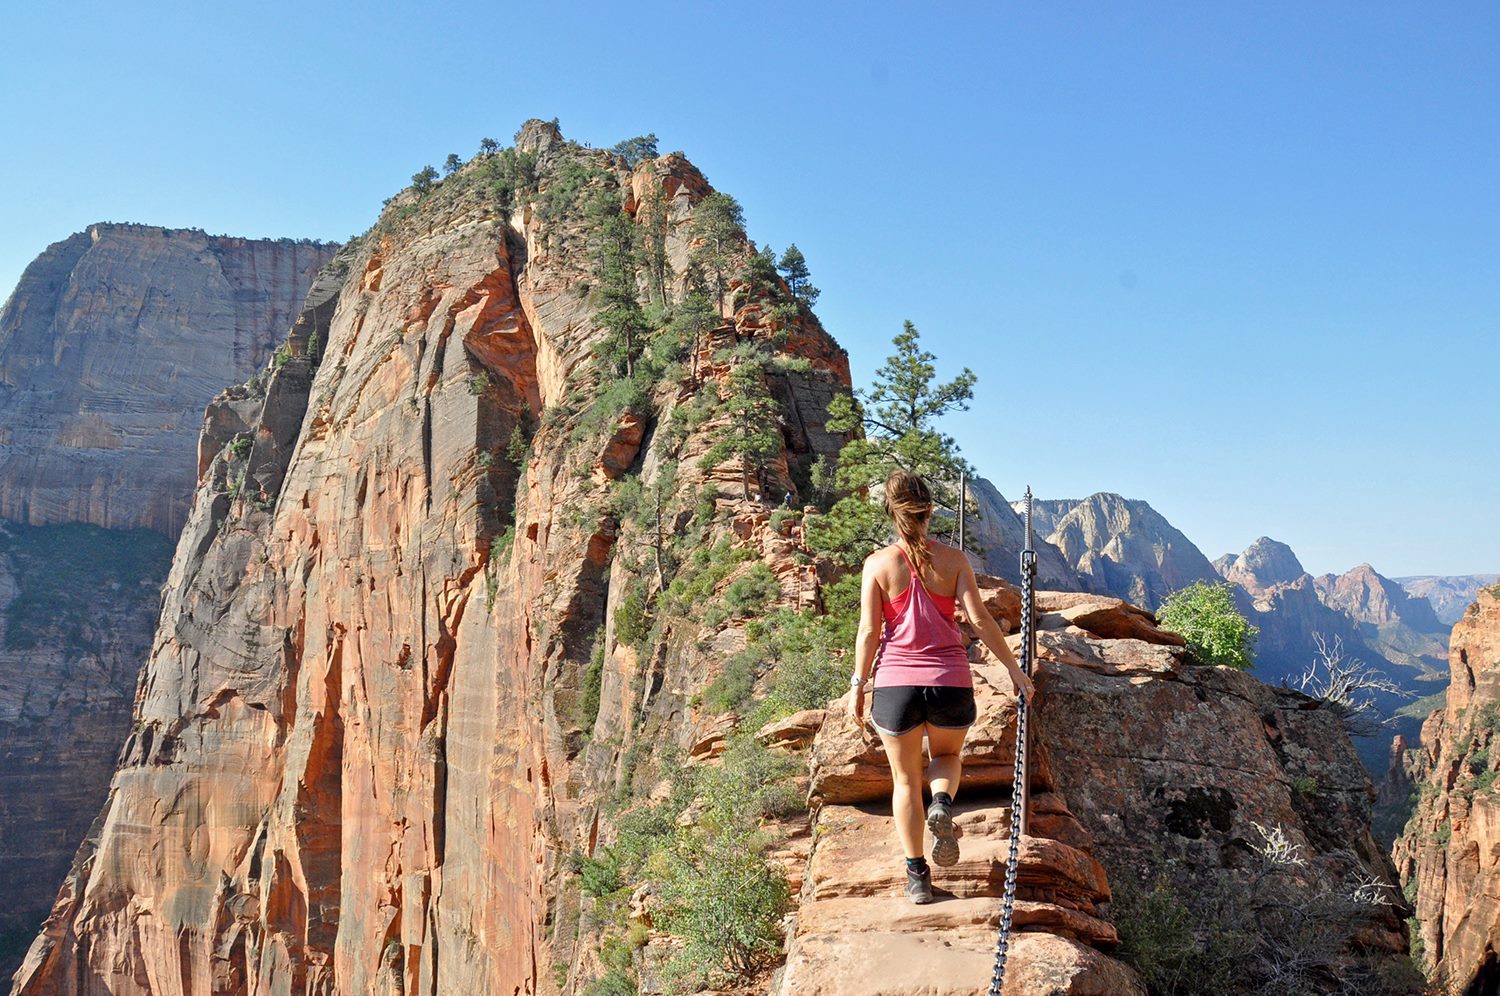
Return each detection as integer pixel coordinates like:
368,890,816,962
1316,564,1449,674
965,477,1079,587
1217,537,1308,595
1009,490,1451,776
1396,574,1500,625
1024,492,1220,611
1024,498,1080,542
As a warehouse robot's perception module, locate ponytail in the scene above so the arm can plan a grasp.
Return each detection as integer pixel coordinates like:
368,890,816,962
883,470,935,580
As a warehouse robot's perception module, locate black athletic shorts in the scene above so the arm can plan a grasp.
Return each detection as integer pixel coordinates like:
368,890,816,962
870,684,978,736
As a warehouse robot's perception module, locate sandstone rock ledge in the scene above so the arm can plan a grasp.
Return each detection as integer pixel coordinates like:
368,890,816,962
774,586,1155,995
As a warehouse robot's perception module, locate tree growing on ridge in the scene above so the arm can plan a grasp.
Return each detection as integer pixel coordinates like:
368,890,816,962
589,192,648,377
611,133,659,169
411,165,439,193
479,136,499,156
806,320,978,576
670,263,719,382
777,244,820,307
443,153,464,176
698,344,784,500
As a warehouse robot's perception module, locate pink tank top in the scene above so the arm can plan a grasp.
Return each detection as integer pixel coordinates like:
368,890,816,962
872,539,972,688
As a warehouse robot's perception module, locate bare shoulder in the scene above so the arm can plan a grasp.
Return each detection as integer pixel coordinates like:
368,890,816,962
862,544,900,574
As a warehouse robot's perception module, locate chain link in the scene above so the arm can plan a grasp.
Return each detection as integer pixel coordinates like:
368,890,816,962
988,490,1036,996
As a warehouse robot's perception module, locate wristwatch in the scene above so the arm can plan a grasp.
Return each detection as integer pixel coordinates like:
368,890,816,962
850,673,868,688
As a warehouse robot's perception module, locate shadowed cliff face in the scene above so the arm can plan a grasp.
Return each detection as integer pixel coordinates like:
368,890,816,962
0,223,339,537
1395,586,1500,993
11,121,852,996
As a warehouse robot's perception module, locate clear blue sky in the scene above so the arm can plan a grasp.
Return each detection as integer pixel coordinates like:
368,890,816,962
3,2,1495,577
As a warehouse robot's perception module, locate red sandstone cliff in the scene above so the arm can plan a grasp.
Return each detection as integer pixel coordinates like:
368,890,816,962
1395,585,1500,991
11,120,852,996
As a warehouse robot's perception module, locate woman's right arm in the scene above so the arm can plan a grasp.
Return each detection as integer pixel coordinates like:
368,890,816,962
850,556,884,725
956,556,1037,703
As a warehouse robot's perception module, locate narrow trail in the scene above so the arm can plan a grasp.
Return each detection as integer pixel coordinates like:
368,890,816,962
768,603,1155,996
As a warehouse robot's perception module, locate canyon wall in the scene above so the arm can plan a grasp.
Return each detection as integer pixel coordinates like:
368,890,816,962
1395,585,1500,992
0,223,339,537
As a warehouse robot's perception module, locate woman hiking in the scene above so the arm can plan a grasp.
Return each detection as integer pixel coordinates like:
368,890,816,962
849,470,1037,904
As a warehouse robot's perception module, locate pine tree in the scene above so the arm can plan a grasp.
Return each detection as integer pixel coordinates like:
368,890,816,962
669,263,720,382
777,244,820,306
443,153,464,176
698,345,784,500
591,194,648,377
806,320,977,570
640,183,672,305
478,137,499,156
611,133,659,169
411,165,439,193
688,192,746,315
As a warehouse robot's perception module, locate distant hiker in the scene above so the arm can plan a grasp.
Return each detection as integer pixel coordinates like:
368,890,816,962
782,489,793,507
848,470,1036,904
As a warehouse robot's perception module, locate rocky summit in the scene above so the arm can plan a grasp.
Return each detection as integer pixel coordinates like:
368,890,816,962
7,122,1418,996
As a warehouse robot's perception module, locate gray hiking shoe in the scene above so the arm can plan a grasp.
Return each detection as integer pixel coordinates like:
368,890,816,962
927,797,960,867
906,863,934,904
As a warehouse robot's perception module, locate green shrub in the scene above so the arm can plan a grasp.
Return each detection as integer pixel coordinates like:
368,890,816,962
581,853,624,898
1111,871,1235,992
582,968,636,996
1293,775,1318,796
704,563,781,628
229,436,252,459
661,538,753,618
1156,580,1258,669
615,582,649,648
703,651,758,714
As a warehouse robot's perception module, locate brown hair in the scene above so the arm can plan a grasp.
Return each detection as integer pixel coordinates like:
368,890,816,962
883,469,935,580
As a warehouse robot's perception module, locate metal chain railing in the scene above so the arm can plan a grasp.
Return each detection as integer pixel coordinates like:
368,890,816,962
987,486,1036,996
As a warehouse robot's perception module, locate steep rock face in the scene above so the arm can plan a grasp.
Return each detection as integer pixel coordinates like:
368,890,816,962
1021,498,1078,541
1395,587,1500,993
969,476,1079,588
1397,574,1500,626
1041,493,1219,611
0,223,339,537
12,124,853,996
0,225,334,982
